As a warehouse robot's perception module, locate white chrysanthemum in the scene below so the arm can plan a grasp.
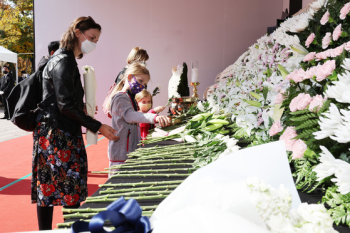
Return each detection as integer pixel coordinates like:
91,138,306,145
325,70,350,104
341,58,350,70
331,159,350,194
313,146,336,181
313,104,343,139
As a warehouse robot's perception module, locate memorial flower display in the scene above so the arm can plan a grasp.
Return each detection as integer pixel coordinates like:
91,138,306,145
194,0,350,228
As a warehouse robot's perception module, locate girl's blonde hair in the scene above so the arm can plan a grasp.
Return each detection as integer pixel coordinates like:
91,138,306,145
126,47,149,65
135,89,153,104
106,63,150,111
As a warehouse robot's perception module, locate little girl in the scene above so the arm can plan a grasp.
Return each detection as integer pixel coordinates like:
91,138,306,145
135,90,165,140
108,63,170,171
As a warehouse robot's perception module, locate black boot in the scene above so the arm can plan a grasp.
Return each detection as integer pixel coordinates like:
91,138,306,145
37,205,54,230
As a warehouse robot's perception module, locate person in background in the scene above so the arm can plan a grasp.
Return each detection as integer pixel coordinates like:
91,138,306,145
0,65,15,119
18,70,27,83
32,16,119,230
37,40,60,70
103,47,149,118
135,89,165,140
108,63,170,174
115,47,149,84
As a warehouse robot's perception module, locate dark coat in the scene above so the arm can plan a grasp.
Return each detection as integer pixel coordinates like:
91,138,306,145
0,73,15,96
41,48,102,135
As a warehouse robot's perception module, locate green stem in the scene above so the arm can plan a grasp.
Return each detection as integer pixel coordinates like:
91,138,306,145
129,151,197,158
85,194,168,203
110,173,190,178
123,158,195,164
62,205,158,213
99,185,178,194
63,210,154,219
129,145,198,155
87,190,172,200
94,168,193,174
99,180,183,188
109,163,193,169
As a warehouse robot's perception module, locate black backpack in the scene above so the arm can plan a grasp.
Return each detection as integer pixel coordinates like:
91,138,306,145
6,61,55,132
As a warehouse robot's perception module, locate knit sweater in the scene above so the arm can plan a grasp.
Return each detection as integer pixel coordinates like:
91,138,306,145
108,92,157,162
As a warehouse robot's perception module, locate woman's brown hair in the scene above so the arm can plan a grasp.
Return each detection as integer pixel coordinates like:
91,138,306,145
126,47,149,65
60,16,101,59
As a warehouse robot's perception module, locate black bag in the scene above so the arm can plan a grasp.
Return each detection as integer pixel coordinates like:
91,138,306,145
6,63,55,132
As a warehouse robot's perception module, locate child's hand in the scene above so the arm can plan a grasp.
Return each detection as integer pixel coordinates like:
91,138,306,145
99,124,120,141
156,116,171,127
154,106,165,113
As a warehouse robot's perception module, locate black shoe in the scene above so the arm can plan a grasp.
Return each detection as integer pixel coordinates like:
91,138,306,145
0,116,8,119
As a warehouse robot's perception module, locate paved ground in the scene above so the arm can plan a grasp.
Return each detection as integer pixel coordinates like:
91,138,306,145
0,107,32,142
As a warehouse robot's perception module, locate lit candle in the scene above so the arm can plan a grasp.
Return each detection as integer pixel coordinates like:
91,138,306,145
191,67,199,83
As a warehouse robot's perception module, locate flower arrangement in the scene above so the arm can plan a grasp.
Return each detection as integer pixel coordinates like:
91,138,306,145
247,177,337,233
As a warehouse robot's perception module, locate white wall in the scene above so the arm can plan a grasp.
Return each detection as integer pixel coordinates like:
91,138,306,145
34,0,282,125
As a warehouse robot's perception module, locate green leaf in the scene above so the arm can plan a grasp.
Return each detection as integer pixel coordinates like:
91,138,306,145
328,70,338,81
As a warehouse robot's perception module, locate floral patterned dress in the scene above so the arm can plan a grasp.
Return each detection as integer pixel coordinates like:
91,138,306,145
31,123,88,207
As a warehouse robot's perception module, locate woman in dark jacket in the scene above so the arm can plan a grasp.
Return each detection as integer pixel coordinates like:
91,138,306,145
32,16,119,230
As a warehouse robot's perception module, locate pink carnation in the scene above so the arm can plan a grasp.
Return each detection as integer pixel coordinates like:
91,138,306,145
303,52,316,62
333,24,342,41
274,93,285,104
345,41,350,51
293,69,305,83
309,94,327,112
297,93,313,111
292,139,307,159
316,51,328,60
321,11,330,25
285,69,298,81
331,44,345,57
304,66,318,80
316,60,336,81
305,33,315,48
340,2,350,20
322,32,332,49
269,120,284,136
289,93,305,112
279,127,298,151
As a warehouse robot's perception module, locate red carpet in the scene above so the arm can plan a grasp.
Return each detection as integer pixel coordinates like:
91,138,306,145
0,134,109,232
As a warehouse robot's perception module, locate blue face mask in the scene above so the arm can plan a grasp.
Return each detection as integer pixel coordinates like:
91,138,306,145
128,75,145,94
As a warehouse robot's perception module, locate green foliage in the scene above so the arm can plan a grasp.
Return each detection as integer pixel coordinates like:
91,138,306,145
323,186,350,226
295,119,319,130
293,157,320,192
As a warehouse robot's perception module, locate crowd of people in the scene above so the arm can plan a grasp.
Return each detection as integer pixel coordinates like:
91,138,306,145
1,16,171,230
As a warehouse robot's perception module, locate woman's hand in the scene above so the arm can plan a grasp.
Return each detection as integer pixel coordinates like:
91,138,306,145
99,124,120,141
155,116,171,127
154,106,165,113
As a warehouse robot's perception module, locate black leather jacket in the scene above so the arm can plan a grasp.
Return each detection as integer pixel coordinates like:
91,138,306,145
41,48,102,135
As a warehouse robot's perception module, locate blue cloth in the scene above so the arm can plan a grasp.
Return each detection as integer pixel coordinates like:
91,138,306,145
71,197,152,233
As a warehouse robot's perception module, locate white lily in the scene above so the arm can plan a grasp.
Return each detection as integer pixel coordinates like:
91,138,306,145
331,159,350,194
183,135,196,143
313,146,336,181
290,43,309,56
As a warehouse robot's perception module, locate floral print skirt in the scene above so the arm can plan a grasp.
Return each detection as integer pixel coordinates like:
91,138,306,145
31,123,88,207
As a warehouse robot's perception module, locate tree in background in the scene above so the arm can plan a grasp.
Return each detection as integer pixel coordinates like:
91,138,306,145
0,0,33,77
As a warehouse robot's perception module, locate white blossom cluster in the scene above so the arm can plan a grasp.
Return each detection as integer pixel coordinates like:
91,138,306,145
207,34,292,140
246,177,338,233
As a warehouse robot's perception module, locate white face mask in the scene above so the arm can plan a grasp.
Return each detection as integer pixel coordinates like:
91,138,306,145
139,103,152,112
80,32,96,54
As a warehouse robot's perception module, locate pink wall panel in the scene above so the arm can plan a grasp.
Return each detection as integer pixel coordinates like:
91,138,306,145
34,0,282,125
